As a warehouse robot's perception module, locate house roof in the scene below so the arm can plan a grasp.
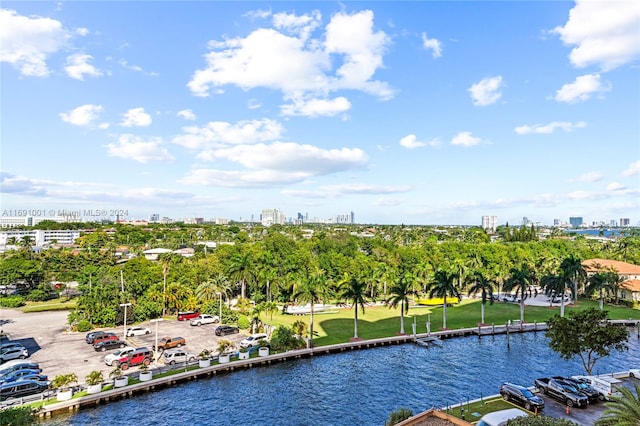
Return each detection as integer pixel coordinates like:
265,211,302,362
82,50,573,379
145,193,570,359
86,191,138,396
622,279,640,292
582,259,640,275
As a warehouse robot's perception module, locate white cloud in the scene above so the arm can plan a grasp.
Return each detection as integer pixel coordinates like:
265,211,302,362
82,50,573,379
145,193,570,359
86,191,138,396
555,73,609,103
0,9,69,77
105,134,174,163
75,27,89,36
553,0,640,71
283,184,410,198
451,131,482,147
515,121,586,135
247,98,262,110
399,134,440,149
120,107,152,127
188,9,393,103
180,169,308,187
173,118,283,150
64,53,102,80
621,161,640,176
211,142,368,175
280,96,351,117
468,76,503,106
177,109,196,121
272,10,321,41
421,32,442,58
59,104,103,126
577,171,604,183
607,182,626,191
117,58,158,76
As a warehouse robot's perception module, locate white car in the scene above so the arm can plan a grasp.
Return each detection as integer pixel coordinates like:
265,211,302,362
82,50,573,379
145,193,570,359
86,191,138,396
240,333,268,348
126,327,151,337
189,314,220,326
162,349,196,365
104,346,136,366
630,368,640,379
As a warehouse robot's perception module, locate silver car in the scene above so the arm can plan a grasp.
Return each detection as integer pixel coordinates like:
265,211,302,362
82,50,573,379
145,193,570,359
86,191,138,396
162,349,196,365
104,346,136,366
0,346,28,363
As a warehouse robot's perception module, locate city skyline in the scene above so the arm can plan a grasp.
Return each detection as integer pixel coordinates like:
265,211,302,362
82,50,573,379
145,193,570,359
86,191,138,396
1,1,639,226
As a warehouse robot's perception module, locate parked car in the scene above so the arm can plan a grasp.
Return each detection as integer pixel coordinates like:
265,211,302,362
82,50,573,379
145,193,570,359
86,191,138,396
240,333,268,348
0,341,26,351
0,371,48,384
92,333,119,345
153,336,186,351
162,349,196,365
115,347,152,370
177,311,200,321
0,362,41,377
0,379,50,401
499,382,545,411
215,325,240,336
534,377,588,407
85,331,108,344
629,368,640,379
189,314,220,326
104,346,136,366
93,339,127,352
572,375,624,401
477,408,528,426
126,326,151,336
0,346,29,364
551,376,599,403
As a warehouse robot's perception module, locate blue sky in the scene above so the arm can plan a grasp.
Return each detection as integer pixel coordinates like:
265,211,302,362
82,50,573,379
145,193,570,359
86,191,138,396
1,1,639,226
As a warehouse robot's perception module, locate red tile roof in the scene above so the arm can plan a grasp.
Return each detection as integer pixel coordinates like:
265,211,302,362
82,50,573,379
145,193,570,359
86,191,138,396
622,279,640,292
582,258,640,275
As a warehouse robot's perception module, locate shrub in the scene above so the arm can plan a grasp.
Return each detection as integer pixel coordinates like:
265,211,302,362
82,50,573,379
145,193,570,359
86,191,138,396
237,315,250,330
76,319,92,332
0,295,25,308
270,326,304,352
507,416,579,425
386,408,413,426
217,339,234,354
85,370,104,386
0,407,38,425
25,289,49,302
51,373,78,391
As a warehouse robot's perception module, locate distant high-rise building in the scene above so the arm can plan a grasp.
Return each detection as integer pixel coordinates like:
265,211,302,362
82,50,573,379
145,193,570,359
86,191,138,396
261,209,286,226
481,215,497,232
569,217,583,227
150,213,160,222
350,211,355,224
620,218,630,226
553,219,562,226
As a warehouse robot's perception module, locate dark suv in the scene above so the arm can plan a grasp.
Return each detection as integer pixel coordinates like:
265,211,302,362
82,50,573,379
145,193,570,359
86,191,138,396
117,347,152,370
86,331,108,344
0,379,50,401
552,376,599,403
500,382,545,411
92,333,118,345
215,325,240,336
94,339,127,352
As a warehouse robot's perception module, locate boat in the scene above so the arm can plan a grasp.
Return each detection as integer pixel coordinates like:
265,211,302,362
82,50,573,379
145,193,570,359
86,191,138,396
414,297,460,306
284,304,337,315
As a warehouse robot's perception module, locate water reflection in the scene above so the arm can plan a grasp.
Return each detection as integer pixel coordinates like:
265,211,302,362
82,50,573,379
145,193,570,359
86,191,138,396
45,330,640,426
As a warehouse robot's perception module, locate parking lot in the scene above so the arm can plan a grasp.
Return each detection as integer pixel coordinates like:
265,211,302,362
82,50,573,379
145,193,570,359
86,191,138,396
1,309,248,383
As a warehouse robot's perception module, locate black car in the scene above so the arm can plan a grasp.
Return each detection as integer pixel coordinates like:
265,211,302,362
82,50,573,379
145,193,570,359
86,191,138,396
552,376,599,403
500,382,545,411
0,379,50,401
93,339,127,352
215,325,240,336
85,331,108,344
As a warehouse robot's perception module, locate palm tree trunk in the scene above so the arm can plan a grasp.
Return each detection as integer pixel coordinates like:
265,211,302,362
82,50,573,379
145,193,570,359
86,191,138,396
443,296,447,329
599,289,604,310
354,306,359,339
560,293,565,317
399,302,405,334
481,301,485,325
241,278,246,299
309,305,314,348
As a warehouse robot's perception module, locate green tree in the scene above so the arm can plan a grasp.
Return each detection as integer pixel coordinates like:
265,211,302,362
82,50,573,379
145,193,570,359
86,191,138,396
226,251,254,300
425,268,461,330
586,269,617,310
503,264,535,324
385,408,413,426
466,270,495,325
559,255,586,301
0,406,38,425
546,308,629,375
292,267,329,348
385,265,417,335
337,272,369,340
595,382,640,426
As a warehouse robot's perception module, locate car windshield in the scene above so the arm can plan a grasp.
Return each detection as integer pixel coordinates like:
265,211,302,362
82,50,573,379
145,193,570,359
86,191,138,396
521,389,534,398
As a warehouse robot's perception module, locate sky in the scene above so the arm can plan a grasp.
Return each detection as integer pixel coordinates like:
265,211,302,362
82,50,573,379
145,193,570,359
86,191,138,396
1,1,639,226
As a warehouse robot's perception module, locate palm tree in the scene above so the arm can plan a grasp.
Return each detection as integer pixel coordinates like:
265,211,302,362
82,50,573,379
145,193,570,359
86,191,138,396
503,264,535,324
586,270,617,310
158,252,182,317
338,273,369,340
196,273,231,303
385,266,416,335
292,267,328,348
425,268,460,330
227,252,253,300
595,382,640,426
466,271,495,325
559,255,587,301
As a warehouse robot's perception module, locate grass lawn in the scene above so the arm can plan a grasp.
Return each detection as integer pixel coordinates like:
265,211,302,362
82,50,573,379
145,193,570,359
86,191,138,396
18,299,77,313
443,397,528,421
260,299,640,346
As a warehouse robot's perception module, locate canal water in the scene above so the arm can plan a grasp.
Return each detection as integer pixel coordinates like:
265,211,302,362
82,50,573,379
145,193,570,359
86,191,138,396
44,330,640,425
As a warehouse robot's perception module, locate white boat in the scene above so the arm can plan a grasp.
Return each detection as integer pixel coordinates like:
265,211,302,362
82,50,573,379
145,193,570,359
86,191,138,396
285,304,336,315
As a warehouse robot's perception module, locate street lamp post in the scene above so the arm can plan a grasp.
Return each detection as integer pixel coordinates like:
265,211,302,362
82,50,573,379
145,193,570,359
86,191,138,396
150,318,164,362
120,303,132,341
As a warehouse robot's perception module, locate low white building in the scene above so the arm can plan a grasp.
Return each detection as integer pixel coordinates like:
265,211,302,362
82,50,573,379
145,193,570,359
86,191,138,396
0,229,81,247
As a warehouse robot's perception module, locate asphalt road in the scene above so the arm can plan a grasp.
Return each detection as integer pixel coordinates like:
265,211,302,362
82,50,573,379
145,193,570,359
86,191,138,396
0,309,247,384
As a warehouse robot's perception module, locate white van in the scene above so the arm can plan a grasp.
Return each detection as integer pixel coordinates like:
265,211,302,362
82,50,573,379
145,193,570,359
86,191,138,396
573,375,623,401
477,408,528,426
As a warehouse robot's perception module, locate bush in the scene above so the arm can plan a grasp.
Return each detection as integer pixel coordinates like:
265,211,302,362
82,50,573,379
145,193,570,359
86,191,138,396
25,289,49,302
386,408,413,426
237,315,250,330
0,406,38,425
270,326,304,352
76,319,92,332
507,416,579,425
0,295,25,308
